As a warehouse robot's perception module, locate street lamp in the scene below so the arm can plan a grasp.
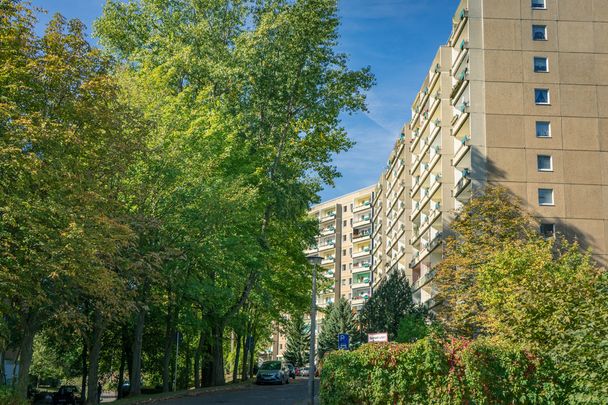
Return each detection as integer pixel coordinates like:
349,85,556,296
306,255,323,405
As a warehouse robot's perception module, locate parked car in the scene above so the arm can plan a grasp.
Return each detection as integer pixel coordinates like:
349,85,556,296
255,361,290,385
300,367,309,377
52,385,79,405
285,363,296,379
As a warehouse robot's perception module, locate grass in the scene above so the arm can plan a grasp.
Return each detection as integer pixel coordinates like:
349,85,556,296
111,380,254,405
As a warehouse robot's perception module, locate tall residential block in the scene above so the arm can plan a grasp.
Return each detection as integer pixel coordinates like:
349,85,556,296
372,0,608,306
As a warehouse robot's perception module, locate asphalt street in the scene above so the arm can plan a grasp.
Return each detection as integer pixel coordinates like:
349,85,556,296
158,378,319,405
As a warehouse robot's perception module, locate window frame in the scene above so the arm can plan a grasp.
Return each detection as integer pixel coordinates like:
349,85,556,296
535,88,551,105
531,0,546,10
532,25,548,41
538,188,555,206
540,223,555,238
537,155,553,172
536,121,552,138
534,56,549,73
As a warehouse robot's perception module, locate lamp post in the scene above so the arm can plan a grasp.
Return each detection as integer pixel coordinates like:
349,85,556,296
307,255,323,405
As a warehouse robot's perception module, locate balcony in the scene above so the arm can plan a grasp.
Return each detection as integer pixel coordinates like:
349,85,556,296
319,212,336,223
352,279,371,290
453,136,471,167
320,226,335,236
321,256,335,265
353,215,371,228
352,247,371,259
452,39,469,73
353,201,371,213
412,268,436,292
452,169,471,198
318,241,335,252
352,262,371,274
352,233,371,243
450,69,469,101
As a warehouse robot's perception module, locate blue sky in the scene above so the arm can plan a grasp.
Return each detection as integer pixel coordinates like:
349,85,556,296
32,0,457,201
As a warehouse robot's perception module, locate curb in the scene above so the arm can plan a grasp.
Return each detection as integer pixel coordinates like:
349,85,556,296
114,381,254,404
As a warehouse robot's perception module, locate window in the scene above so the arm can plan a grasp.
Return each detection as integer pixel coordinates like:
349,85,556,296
537,155,553,171
531,0,546,9
279,344,282,350
540,223,555,238
343,220,347,227
343,235,347,241
536,121,551,137
343,206,347,212
350,218,353,226
538,188,554,205
535,89,550,105
534,57,548,72
342,264,346,271
349,248,352,255
533,25,547,40
342,249,346,256
342,279,346,286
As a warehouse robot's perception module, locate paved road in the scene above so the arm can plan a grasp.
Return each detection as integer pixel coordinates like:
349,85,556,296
160,378,319,405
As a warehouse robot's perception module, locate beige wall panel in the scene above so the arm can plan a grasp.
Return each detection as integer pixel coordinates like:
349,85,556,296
522,20,557,52
523,83,560,116
597,87,608,118
594,23,608,53
557,0,594,22
486,148,526,181
523,51,560,84
565,185,604,219
594,0,608,22
560,85,597,118
563,151,603,185
526,149,564,183
521,0,559,20
524,116,563,149
527,183,566,217
559,53,595,85
484,19,522,50
491,180,528,203
483,0,521,19
563,218,606,254
562,117,600,150
601,152,608,186
486,82,524,114
595,54,608,86
558,22,594,53
604,187,608,217
486,115,524,147
484,50,523,82
599,119,608,151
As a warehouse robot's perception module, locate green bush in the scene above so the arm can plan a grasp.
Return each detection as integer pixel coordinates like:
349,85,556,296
0,386,28,405
320,336,564,405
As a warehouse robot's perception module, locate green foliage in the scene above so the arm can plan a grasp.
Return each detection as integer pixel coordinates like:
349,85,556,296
317,298,360,359
359,271,422,341
282,314,310,367
396,312,429,344
0,386,28,405
320,336,565,405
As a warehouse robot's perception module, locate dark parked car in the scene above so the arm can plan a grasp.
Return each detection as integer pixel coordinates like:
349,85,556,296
255,361,289,385
285,363,296,379
52,385,79,405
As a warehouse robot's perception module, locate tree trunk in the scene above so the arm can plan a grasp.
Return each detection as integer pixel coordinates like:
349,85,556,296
15,313,37,398
248,336,255,377
183,341,191,389
81,342,88,403
117,345,126,399
201,337,213,387
162,296,176,392
232,333,241,384
130,307,145,395
241,334,248,381
194,331,204,388
86,310,107,405
211,324,225,386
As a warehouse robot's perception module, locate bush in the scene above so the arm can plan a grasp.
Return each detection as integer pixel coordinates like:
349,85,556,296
0,386,28,405
320,336,564,405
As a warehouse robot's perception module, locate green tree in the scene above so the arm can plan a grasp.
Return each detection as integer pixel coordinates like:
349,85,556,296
359,271,422,341
317,298,359,359
433,186,538,336
477,239,608,402
282,314,310,368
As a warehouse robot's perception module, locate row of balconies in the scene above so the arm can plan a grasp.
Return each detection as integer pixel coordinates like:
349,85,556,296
410,176,442,221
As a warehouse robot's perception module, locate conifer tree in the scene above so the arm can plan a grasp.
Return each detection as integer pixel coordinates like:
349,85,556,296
317,298,359,359
282,314,310,367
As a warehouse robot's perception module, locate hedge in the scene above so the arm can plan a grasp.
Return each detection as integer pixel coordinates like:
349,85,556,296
320,336,565,405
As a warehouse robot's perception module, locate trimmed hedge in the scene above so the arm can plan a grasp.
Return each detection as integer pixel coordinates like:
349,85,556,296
320,336,565,405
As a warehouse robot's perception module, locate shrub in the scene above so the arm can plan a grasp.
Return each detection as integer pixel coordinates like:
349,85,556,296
320,336,564,405
0,386,28,405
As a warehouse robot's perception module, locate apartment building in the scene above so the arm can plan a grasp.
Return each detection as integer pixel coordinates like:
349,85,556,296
371,0,608,306
272,186,375,360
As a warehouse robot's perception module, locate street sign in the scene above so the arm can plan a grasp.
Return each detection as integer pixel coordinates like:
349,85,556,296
368,332,388,343
338,333,350,350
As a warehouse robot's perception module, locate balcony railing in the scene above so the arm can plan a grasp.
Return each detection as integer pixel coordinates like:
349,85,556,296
452,169,471,198
353,201,371,213
320,213,336,223
453,136,471,166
